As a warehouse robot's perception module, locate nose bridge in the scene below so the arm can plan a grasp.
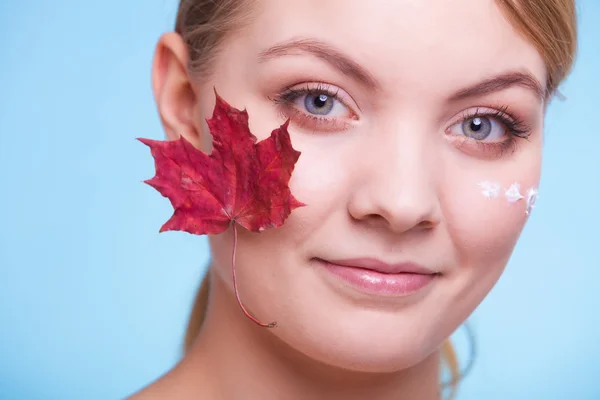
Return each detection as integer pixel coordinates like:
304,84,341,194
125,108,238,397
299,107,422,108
350,116,440,231
375,120,436,198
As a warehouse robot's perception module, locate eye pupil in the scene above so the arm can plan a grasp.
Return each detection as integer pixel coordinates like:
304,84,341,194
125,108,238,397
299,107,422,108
315,94,328,107
470,117,482,131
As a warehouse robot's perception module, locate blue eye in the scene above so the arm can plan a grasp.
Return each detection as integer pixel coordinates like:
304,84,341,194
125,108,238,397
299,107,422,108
448,107,532,143
450,115,506,142
273,84,353,120
305,93,335,115
295,91,349,118
463,116,494,140
271,83,358,132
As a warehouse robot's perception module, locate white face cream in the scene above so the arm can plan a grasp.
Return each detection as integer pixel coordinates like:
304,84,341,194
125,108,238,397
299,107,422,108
478,181,501,199
478,181,539,215
525,187,538,215
505,183,525,203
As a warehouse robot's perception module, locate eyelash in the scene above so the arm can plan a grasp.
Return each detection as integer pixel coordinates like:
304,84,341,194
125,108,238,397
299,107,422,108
270,83,355,132
462,106,531,139
271,84,532,157
452,105,532,158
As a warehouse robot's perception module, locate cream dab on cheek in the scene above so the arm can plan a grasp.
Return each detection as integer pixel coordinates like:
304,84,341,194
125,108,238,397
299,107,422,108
525,187,538,215
477,181,539,215
505,182,525,203
478,181,501,199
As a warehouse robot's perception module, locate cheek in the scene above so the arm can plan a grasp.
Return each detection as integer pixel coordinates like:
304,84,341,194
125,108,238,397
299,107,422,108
443,160,541,268
205,137,356,324
265,136,355,243
290,144,348,203
206,145,345,288
449,193,525,264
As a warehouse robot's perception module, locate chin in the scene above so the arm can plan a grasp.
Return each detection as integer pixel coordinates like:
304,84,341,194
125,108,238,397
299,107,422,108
303,336,437,374
274,308,444,374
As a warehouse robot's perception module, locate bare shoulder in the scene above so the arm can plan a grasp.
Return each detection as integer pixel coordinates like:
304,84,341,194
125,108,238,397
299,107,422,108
124,365,216,400
125,378,172,400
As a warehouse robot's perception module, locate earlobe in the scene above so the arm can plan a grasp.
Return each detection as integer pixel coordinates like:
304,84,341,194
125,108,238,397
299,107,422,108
152,32,202,147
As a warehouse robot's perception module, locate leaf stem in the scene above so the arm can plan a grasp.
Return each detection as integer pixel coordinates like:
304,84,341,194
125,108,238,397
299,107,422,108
231,223,277,328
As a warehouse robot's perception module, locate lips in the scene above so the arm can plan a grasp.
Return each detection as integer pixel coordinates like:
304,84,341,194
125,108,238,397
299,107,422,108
321,257,437,275
315,257,439,297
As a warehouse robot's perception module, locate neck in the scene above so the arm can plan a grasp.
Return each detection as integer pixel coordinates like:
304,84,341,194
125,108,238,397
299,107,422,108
178,269,442,400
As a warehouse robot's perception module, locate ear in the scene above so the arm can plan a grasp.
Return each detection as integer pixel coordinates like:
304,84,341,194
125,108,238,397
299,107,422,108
151,32,203,148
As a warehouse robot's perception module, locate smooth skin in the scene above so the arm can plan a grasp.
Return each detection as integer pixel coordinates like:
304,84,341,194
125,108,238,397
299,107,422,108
132,0,546,399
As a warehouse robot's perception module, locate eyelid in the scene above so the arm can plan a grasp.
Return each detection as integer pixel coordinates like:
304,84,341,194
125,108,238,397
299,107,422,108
281,82,360,115
446,105,531,139
448,106,511,125
270,82,361,132
453,135,519,160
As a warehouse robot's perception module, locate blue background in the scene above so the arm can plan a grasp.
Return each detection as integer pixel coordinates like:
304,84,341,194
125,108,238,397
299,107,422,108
0,1,598,399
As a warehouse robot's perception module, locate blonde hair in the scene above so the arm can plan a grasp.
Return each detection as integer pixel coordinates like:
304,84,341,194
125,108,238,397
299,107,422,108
174,0,578,397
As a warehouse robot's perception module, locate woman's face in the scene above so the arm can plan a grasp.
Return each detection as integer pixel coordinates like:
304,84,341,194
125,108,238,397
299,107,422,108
171,0,546,371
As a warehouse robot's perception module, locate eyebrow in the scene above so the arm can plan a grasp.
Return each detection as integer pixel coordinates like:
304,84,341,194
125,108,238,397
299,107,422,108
449,71,546,102
257,37,381,91
258,37,546,102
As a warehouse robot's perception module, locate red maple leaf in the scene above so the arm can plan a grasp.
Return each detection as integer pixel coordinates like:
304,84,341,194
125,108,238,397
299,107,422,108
138,90,305,327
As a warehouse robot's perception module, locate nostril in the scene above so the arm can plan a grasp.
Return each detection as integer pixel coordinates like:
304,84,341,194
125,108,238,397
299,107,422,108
416,220,436,230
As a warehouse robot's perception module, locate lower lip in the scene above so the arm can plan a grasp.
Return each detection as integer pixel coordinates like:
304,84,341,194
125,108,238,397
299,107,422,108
318,260,437,297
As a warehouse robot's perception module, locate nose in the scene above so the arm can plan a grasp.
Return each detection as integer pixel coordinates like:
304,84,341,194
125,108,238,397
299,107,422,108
347,124,442,234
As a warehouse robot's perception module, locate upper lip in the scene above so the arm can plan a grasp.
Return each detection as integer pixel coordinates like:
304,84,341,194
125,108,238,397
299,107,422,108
321,257,437,275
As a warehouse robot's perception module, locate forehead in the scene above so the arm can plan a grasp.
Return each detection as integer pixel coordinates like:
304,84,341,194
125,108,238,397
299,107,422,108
240,0,546,95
